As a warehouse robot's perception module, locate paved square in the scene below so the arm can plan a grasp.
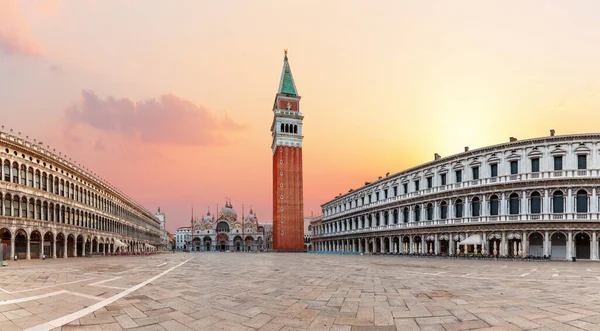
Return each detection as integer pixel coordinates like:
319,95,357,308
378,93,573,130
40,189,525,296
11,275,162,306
1,253,600,330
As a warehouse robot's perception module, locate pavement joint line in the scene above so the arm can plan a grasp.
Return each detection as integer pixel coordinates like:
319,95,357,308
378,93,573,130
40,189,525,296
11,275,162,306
25,257,194,331
89,276,122,286
0,290,67,305
157,262,167,267
115,266,140,274
65,291,104,301
0,277,97,294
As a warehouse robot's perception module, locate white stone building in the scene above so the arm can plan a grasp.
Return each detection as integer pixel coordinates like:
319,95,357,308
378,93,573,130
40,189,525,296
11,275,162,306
314,131,600,260
154,207,169,250
0,129,161,260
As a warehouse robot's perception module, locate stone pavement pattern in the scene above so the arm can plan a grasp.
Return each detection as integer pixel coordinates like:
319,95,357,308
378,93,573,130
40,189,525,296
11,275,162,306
2,254,600,330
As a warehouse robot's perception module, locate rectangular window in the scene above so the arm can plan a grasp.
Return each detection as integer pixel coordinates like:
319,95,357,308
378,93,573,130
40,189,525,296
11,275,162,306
440,173,446,186
472,167,479,180
384,189,388,199
455,170,462,183
578,155,587,170
490,164,498,177
427,177,432,188
403,183,408,194
554,156,563,171
375,192,379,201
510,161,518,175
531,158,540,173
414,180,419,191
393,186,397,196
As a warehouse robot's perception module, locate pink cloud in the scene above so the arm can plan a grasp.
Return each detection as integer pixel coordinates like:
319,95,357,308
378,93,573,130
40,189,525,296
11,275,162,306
64,90,245,146
0,1,43,56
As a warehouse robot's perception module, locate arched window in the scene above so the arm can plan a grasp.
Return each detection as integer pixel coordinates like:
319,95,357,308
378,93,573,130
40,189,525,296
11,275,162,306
426,203,433,220
35,200,41,219
13,196,19,217
27,167,33,187
530,192,541,214
285,124,289,133
294,125,298,134
28,198,34,219
455,199,463,218
21,197,26,218
414,205,421,222
20,165,26,185
3,160,9,182
440,201,448,219
280,123,284,132
576,190,588,213
4,194,11,216
403,207,409,223
509,193,519,215
471,197,480,217
489,195,499,216
393,209,399,224
42,172,47,191
12,162,18,183
34,170,40,189
553,190,564,213
43,202,48,221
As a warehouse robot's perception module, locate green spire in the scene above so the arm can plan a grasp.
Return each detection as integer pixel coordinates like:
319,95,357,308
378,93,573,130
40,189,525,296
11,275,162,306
279,50,297,96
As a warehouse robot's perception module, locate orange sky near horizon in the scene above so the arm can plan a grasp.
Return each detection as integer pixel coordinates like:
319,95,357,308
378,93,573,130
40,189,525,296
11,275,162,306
2,1,600,232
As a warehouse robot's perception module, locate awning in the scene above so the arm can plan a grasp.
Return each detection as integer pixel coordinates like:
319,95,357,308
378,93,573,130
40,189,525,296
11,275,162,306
458,234,483,246
114,239,128,247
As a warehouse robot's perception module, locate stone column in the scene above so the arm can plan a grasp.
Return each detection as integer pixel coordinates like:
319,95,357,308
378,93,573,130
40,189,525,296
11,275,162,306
40,236,44,258
409,236,414,254
52,236,57,259
26,236,30,260
434,234,439,254
593,188,598,217
567,231,573,259
566,188,573,218
64,239,68,258
96,240,99,253
388,237,392,253
592,232,598,260
449,235,454,255
522,231,528,256
10,236,15,259
82,239,86,257
501,232,506,256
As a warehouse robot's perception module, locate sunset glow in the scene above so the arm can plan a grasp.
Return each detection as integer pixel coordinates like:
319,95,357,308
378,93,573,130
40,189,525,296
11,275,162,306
2,1,600,232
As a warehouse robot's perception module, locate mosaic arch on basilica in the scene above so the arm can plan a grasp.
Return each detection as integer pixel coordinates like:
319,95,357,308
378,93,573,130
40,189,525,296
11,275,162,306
313,131,600,260
178,200,265,252
0,129,161,260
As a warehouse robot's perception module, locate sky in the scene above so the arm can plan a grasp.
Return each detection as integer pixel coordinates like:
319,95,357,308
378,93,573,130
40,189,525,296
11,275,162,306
2,1,600,233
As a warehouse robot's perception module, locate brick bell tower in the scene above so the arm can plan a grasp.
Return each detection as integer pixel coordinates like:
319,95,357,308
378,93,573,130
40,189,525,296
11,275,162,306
271,50,304,251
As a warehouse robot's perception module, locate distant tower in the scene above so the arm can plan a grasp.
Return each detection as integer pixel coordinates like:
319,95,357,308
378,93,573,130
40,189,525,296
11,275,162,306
271,50,304,251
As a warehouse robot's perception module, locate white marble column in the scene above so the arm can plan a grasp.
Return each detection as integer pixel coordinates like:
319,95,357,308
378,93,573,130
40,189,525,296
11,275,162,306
26,237,30,260
567,231,573,259
52,237,57,259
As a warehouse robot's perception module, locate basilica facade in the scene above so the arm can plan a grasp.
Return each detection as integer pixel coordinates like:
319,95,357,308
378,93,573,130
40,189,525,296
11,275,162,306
177,201,265,252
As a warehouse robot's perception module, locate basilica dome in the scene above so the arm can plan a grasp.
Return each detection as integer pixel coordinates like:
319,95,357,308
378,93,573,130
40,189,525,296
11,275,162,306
244,209,258,224
218,200,238,221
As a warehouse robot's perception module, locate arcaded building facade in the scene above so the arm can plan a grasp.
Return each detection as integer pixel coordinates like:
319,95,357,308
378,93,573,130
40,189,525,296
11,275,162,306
0,130,161,259
313,132,600,260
